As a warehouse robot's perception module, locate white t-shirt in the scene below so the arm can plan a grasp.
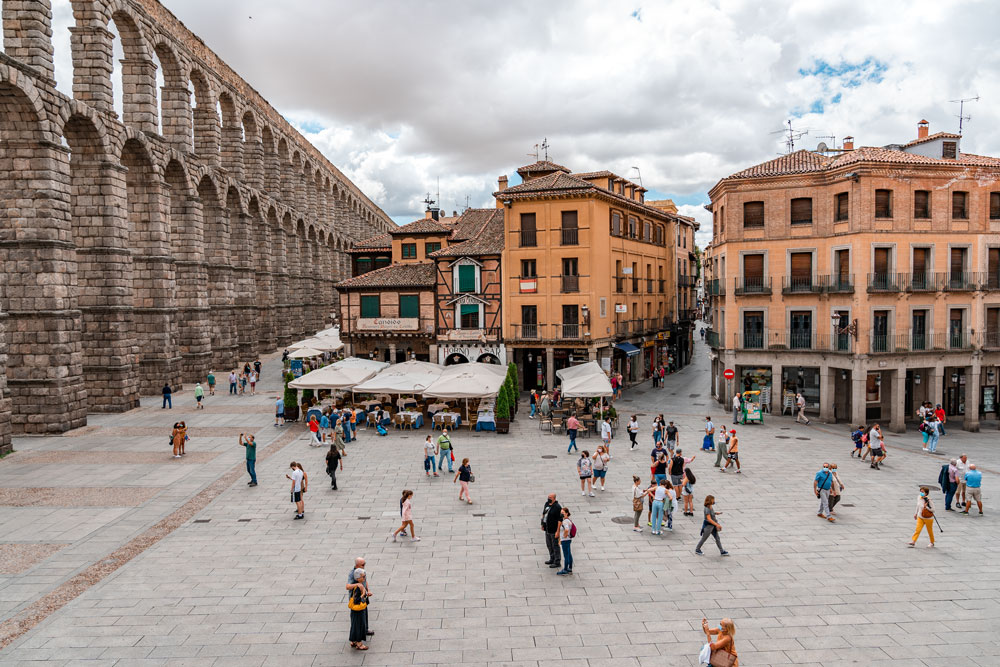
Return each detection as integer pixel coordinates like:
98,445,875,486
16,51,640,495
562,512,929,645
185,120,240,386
869,427,881,446
733,395,741,409
561,517,573,540
797,395,806,408
628,419,639,433
423,440,435,457
633,485,645,500
601,422,612,438
290,469,304,492
653,486,668,501
956,459,969,481
593,453,609,470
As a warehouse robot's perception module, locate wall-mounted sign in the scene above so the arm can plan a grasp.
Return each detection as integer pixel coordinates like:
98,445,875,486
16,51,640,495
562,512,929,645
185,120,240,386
622,267,633,274
615,304,627,313
357,317,418,331
519,279,537,293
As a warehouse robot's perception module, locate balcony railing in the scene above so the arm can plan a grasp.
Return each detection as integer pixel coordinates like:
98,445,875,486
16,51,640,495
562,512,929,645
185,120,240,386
706,329,720,349
647,278,655,293
519,229,537,247
906,272,939,292
984,273,1000,290
827,274,855,293
733,331,853,353
706,279,725,296
510,323,544,340
658,279,666,293
734,277,771,296
781,275,823,294
558,323,583,339
560,228,579,245
949,331,972,349
983,331,1000,349
615,276,625,293
944,271,981,291
870,334,909,354
867,273,904,292
560,274,580,293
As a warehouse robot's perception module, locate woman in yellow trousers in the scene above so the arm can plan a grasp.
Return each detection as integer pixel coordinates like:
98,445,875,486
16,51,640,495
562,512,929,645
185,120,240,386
909,486,935,548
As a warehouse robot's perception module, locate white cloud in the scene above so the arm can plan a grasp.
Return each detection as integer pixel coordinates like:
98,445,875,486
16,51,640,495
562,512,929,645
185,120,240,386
46,0,1000,245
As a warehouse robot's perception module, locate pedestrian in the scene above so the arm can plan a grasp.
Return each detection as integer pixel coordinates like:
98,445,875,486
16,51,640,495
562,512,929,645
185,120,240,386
795,391,810,424
650,479,675,535
334,418,347,456
308,415,322,447
391,490,419,542
556,507,574,575
529,389,537,419
171,421,186,458
326,443,342,490
651,415,663,445
542,493,562,569
162,382,172,409
714,428,729,468
732,392,741,425
850,424,865,458
962,464,983,515
540,391,551,419
694,495,729,556
254,357,262,378
437,428,454,473
665,419,679,452
240,433,257,486
609,374,618,401
627,414,639,450
566,412,580,453
651,366,658,388
600,416,613,458
814,462,836,522
699,618,738,666
592,445,609,491
651,440,668,479
702,416,715,452
229,370,238,395
631,475,646,532
249,370,258,396
828,463,845,514
454,457,473,504
577,449,594,496
721,429,740,473
868,423,885,469
659,365,665,386
670,448,694,487
939,459,958,511
424,435,439,477
287,461,305,520
192,381,204,409
347,568,370,650
275,396,285,426
908,486,935,547
955,453,970,507
206,371,216,396
934,404,947,434
349,406,359,440
925,417,941,454
319,412,331,444
682,467,696,515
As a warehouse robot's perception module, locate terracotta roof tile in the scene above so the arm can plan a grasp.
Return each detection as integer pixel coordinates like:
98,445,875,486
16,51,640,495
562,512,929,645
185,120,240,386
726,150,833,179
335,262,436,290
449,208,499,241
574,170,618,180
903,131,961,148
516,160,571,176
350,232,392,252
430,209,505,258
389,218,453,235
495,172,675,220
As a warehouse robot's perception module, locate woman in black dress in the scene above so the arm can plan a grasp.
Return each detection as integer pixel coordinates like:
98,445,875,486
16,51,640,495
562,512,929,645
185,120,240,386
348,568,369,650
325,444,342,490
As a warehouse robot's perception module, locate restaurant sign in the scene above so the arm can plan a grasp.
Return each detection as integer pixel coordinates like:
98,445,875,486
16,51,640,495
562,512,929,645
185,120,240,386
357,317,418,331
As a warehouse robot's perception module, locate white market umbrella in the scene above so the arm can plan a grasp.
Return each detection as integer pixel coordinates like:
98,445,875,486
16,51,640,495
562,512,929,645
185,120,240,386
288,358,387,390
556,361,613,398
353,360,443,394
422,362,507,399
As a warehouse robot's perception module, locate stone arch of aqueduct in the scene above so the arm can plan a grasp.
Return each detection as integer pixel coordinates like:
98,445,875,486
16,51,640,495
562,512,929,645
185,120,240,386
0,0,392,447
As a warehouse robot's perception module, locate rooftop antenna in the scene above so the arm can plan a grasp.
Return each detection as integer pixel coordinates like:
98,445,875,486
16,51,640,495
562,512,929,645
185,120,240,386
949,95,979,135
528,143,539,160
436,177,440,209
815,135,836,152
630,166,643,187
422,192,435,209
465,195,471,211
540,137,550,160
770,119,809,154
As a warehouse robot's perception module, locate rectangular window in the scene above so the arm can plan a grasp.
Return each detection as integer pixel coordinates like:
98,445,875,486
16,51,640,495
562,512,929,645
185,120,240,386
875,189,892,218
914,190,930,219
374,256,390,270
399,294,419,319
521,305,538,338
742,311,763,349
987,307,1000,347
360,295,380,318
743,254,764,279
561,257,579,293
872,310,889,352
425,242,441,255
943,141,957,159
561,211,579,245
789,252,813,291
835,192,849,221
401,243,417,259
912,247,929,289
950,308,965,348
835,249,850,289
611,211,621,236
644,221,652,242
562,304,579,338
790,311,812,349
457,264,476,293
950,247,967,288
952,191,968,219
520,259,536,278
356,257,373,274
912,310,927,351
628,216,638,238
743,201,764,228
599,297,607,318
991,193,1000,220
989,248,1000,289
790,197,813,225
460,304,480,329
519,213,536,247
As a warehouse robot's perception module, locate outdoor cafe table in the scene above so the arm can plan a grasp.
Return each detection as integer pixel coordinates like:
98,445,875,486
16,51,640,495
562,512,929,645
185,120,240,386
434,412,462,429
398,411,424,429
427,402,451,415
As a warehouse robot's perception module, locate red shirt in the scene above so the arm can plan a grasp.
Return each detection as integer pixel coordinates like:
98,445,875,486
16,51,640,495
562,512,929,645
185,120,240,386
935,408,946,422
309,420,319,433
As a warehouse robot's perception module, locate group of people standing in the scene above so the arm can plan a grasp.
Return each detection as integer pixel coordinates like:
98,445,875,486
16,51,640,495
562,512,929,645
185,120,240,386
229,359,262,396
917,402,948,453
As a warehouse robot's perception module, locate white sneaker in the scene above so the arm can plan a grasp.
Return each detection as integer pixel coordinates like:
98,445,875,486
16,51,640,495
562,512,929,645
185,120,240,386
581,491,586,496
589,492,595,497
411,537,421,542
391,533,396,542
922,448,928,451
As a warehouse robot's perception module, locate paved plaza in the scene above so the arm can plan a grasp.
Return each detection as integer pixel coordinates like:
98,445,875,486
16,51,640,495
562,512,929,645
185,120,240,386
0,342,998,666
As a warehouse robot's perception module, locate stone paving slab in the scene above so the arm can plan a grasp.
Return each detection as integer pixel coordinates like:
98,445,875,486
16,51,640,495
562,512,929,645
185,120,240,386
0,488,164,507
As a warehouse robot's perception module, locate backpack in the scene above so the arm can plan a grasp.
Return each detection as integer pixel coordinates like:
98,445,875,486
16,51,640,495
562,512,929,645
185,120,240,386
685,468,696,485
569,521,577,538
376,424,388,436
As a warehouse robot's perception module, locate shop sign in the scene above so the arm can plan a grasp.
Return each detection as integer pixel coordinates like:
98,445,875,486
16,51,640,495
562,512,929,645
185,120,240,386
519,278,537,293
643,340,655,348
357,317,418,331
615,304,627,313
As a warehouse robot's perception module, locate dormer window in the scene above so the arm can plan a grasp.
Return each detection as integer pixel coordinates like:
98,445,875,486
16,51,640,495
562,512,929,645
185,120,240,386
943,141,957,159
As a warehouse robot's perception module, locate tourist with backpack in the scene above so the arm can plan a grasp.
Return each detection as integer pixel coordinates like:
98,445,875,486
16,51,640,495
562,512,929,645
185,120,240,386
670,449,694,487
850,424,865,458
556,507,575,575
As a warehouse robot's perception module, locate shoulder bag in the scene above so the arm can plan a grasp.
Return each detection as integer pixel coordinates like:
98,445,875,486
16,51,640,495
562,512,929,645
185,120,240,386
710,641,737,667
348,590,368,611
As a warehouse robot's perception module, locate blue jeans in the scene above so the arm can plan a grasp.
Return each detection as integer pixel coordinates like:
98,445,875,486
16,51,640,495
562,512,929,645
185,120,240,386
939,423,946,435
652,499,665,533
438,450,453,472
425,455,437,473
530,404,536,417
567,429,578,452
344,427,352,443
162,395,171,408
229,382,237,395
927,433,940,452
246,459,257,484
944,480,957,509
654,473,666,484
560,540,573,572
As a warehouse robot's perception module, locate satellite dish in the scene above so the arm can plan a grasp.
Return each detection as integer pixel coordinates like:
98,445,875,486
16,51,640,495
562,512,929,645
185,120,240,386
817,142,828,152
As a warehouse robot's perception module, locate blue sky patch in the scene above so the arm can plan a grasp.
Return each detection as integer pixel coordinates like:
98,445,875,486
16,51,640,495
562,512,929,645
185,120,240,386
798,57,887,87
295,119,325,134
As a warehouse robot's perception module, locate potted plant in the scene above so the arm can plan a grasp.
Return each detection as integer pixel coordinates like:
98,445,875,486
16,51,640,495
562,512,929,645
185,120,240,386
495,383,512,433
283,382,299,422
505,363,519,419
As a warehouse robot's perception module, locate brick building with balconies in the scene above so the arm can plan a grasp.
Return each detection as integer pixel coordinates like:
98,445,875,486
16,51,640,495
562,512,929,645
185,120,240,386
705,120,1000,431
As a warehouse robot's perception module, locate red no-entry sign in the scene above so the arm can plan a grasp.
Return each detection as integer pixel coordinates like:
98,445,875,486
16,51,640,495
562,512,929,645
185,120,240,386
723,368,735,380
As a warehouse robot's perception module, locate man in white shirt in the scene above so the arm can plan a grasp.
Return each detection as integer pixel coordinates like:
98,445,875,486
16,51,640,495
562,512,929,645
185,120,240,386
287,462,305,520
955,453,970,507
732,393,742,425
795,392,810,425
601,418,613,459
703,416,715,451
868,424,885,469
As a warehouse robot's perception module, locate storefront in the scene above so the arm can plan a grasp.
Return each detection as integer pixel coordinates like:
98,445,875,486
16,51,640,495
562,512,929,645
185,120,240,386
614,342,641,384
782,365,820,412
643,340,656,376
516,348,546,390
438,342,506,366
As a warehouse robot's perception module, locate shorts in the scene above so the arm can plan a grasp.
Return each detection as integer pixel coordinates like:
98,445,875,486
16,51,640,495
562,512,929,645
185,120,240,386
594,469,607,479
970,487,982,501
667,439,676,450
728,452,739,462
670,474,684,486
196,396,202,403
854,442,863,449
291,491,301,503
871,448,883,457
276,411,284,418
579,474,593,480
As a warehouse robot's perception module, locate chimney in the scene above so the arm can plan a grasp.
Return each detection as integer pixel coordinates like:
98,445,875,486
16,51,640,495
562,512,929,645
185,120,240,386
498,175,508,191
843,136,854,150
917,119,929,139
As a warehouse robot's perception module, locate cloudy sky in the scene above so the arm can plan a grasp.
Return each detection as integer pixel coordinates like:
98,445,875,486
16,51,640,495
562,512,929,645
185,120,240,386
49,0,1000,247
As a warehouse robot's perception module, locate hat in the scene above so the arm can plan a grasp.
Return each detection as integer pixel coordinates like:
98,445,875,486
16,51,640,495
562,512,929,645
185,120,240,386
729,429,736,434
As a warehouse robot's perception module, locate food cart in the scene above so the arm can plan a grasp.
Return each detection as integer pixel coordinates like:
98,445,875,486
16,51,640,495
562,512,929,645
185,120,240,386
740,390,764,424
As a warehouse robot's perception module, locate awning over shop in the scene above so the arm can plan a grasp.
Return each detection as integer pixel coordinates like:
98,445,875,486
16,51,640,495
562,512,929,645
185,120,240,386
614,342,641,357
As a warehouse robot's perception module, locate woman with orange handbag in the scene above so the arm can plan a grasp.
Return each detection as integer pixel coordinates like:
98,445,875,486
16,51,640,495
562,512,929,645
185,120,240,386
347,568,370,650
699,617,737,666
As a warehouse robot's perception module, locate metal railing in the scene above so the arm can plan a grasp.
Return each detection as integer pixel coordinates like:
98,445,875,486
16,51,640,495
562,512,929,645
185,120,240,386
706,279,725,296
558,323,583,339
906,272,939,292
560,228,579,245
983,331,1000,349
944,271,981,291
560,275,580,293
706,329,720,349
519,230,537,247
734,277,771,295
781,275,823,294
984,273,1000,290
510,323,543,340
867,273,904,292
827,274,854,293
